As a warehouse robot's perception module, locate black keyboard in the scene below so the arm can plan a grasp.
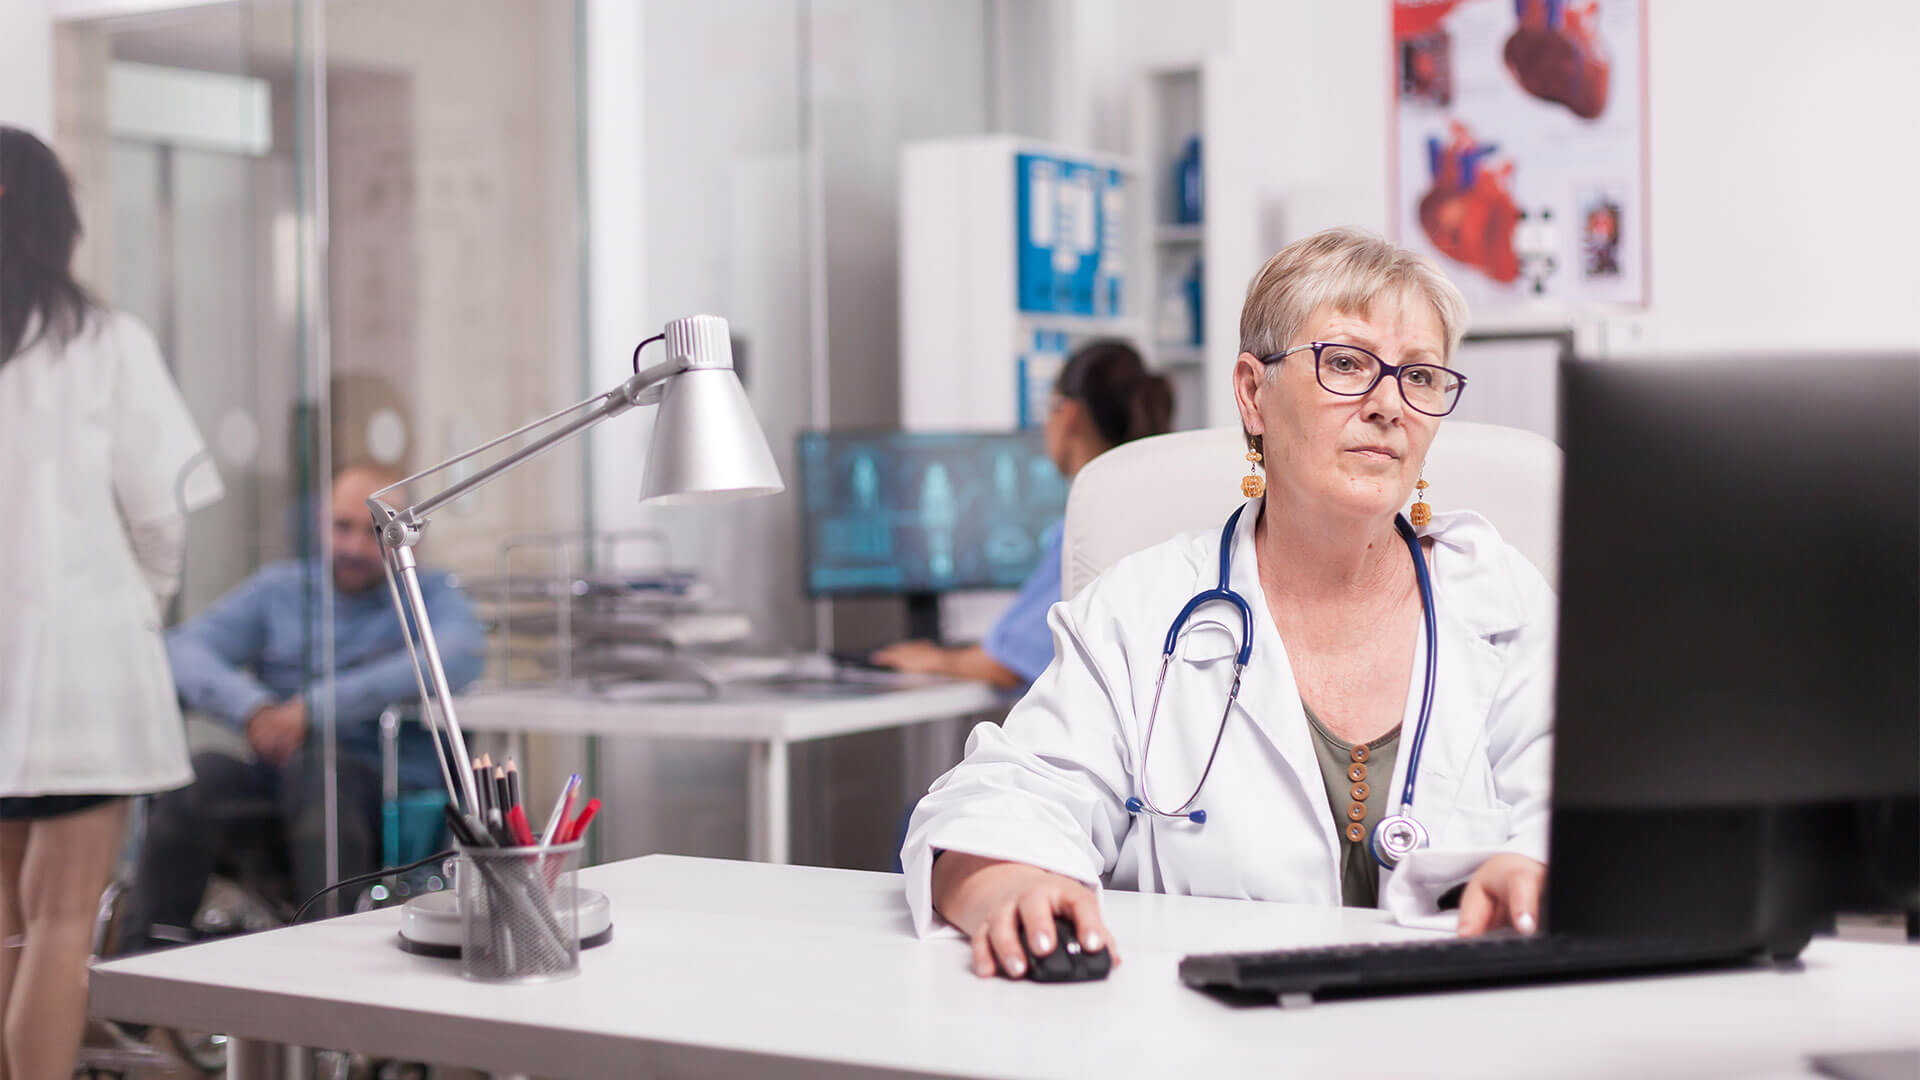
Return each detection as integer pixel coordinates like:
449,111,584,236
1179,934,1771,1005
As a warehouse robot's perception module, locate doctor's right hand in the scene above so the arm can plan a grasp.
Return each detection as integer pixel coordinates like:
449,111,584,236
930,852,1119,978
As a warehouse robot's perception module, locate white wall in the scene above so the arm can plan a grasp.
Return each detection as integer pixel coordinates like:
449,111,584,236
1067,0,1920,356
1636,1,1920,354
1,0,55,137
626,0,815,650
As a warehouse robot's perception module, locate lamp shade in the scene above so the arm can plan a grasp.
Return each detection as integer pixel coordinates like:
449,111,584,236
638,367,785,505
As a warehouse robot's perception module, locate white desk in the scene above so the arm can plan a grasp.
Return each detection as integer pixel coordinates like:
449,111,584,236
455,680,1003,863
91,855,1920,1080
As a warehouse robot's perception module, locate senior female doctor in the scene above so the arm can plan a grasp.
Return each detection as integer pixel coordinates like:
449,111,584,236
902,227,1555,979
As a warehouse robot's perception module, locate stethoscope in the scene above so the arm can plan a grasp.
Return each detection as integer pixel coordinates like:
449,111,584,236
1123,504,1440,869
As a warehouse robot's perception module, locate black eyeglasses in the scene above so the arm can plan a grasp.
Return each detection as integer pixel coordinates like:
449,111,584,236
1259,342,1467,417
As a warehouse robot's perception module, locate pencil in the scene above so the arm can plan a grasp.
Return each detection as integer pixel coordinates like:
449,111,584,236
540,774,580,847
474,754,493,815
506,804,535,847
564,797,601,844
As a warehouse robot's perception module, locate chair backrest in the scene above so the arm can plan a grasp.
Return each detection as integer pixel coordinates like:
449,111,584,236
1062,421,1563,598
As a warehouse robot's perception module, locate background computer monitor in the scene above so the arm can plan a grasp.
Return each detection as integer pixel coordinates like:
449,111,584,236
798,429,1068,633
1548,353,1919,949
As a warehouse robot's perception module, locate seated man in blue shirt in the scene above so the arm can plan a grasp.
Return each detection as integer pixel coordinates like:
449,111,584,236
122,462,485,949
870,342,1174,687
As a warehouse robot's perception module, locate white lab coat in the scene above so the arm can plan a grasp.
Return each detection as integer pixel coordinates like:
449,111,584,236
0,311,223,797
902,498,1556,933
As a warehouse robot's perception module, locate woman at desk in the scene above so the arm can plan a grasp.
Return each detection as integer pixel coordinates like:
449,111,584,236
870,342,1174,689
902,228,1555,977
0,128,221,1075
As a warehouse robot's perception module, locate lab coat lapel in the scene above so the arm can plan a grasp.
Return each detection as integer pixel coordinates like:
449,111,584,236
1383,510,1527,831
1179,499,1341,867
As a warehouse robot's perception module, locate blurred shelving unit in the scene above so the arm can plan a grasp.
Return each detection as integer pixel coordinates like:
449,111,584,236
1134,59,1261,431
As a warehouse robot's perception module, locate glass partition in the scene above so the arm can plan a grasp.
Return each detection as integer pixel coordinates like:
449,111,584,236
57,3,311,618
53,0,585,928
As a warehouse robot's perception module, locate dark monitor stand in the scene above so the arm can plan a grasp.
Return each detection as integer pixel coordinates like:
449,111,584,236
904,592,943,643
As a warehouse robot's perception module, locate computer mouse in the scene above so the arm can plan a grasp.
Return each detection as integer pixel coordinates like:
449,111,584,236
1023,914,1112,982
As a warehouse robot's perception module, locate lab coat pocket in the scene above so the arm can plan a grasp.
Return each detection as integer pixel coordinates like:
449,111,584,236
1440,803,1515,852
1384,797,1513,925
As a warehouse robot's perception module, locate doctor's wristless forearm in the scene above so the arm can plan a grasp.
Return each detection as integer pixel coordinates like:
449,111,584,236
938,646,1025,689
871,642,1025,690
930,851,1119,978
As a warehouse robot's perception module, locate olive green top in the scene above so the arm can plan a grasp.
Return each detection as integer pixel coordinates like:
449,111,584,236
1303,702,1402,908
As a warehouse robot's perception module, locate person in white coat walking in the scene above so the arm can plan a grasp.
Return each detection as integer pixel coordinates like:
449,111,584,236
904,227,1554,979
0,126,221,1076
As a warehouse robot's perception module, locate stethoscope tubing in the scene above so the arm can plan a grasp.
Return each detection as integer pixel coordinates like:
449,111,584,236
1128,503,1439,857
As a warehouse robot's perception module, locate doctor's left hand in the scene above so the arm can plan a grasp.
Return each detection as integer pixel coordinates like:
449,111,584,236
1456,853,1547,937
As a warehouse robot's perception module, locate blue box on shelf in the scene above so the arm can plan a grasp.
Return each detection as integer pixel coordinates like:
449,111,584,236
1016,153,1061,313
1018,152,1128,318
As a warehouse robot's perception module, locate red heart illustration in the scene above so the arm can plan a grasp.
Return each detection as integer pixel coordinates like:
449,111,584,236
1504,0,1611,119
1418,123,1522,283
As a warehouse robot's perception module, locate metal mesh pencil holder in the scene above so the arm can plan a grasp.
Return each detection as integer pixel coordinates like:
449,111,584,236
456,840,584,983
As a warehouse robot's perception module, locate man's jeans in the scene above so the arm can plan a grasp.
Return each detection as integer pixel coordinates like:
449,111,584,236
121,743,381,952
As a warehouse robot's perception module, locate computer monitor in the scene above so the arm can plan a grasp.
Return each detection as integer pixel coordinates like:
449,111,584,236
1548,352,1919,951
798,429,1068,634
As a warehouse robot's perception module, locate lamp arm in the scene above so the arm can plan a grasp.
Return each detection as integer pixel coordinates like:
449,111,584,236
379,553,472,816
366,355,689,820
377,393,605,502
371,358,687,530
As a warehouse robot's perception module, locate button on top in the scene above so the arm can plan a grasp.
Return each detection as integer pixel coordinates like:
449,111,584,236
1351,745,1370,764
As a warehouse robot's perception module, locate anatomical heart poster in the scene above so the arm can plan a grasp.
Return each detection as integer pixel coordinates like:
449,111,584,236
1393,0,1647,313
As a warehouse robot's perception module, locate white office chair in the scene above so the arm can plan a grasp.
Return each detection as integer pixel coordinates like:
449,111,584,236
1062,421,1563,598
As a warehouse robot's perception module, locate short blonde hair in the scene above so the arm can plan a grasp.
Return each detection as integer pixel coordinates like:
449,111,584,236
1239,227,1469,370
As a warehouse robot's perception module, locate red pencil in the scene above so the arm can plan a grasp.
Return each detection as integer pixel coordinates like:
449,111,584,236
564,797,602,843
506,804,536,847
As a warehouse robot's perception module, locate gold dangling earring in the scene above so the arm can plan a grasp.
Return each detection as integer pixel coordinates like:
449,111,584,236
1241,439,1266,499
1409,473,1432,527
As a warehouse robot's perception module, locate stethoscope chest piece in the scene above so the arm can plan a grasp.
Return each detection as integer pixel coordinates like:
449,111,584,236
1368,811,1430,869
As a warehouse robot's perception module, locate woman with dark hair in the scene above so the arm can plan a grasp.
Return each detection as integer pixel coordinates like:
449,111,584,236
0,126,221,1077
872,340,1175,688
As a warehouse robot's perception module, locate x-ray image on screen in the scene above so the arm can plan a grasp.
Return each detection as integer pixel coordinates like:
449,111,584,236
799,430,1069,596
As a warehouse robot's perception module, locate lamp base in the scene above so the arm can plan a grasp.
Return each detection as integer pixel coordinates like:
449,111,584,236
395,887,613,958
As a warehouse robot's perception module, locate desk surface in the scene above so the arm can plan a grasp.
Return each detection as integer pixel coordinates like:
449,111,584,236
454,678,1003,741
91,856,1919,1080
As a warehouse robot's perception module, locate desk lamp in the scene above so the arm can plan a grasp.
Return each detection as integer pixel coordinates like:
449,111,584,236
368,314,783,830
